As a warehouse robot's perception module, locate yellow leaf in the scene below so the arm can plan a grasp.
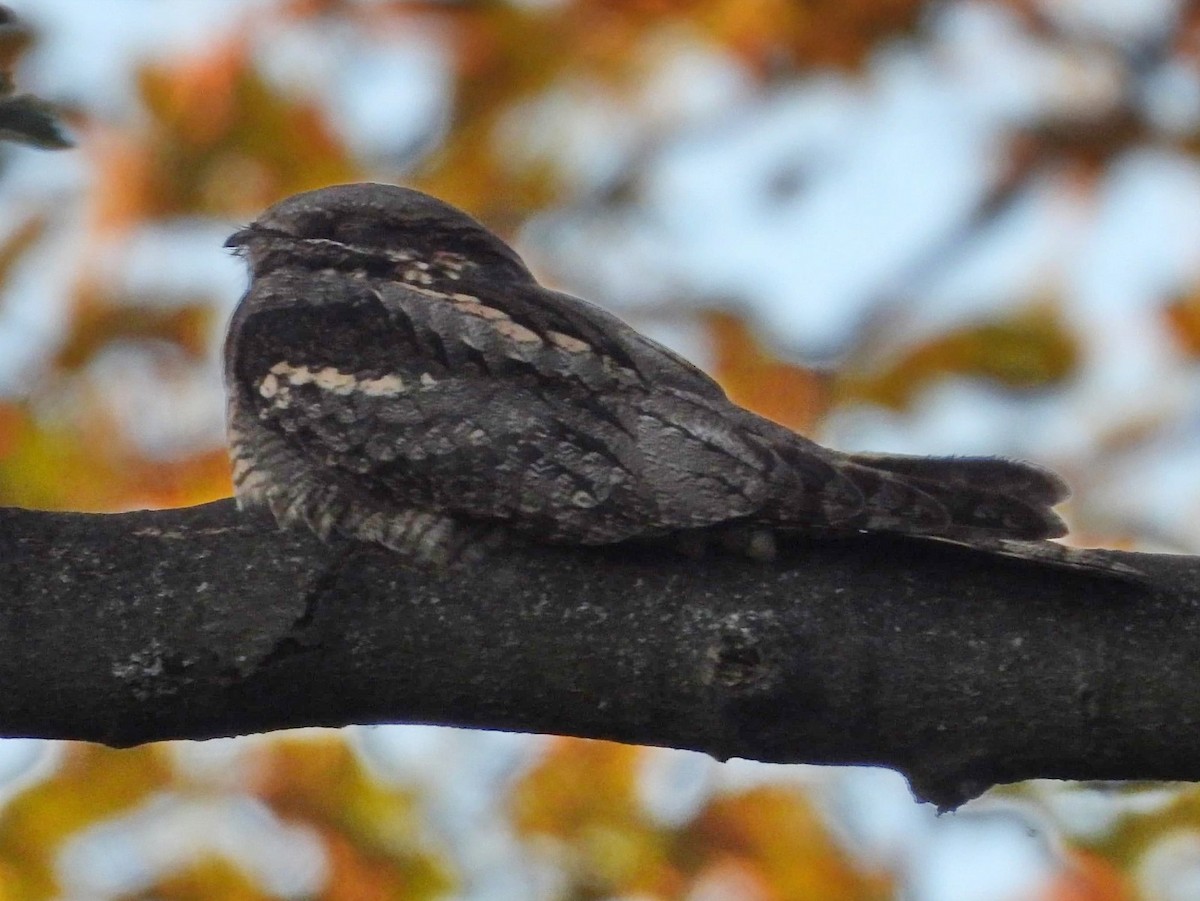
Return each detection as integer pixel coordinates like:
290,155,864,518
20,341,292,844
511,739,684,897
840,306,1079,411
0,745,173,899
249,736,454,901
690,787,891,901
143,857,270,901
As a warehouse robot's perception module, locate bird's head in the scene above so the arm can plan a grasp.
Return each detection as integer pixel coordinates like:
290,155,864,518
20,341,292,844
226,183,532,286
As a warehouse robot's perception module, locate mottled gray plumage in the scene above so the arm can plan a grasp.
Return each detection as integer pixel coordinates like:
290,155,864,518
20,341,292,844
224,183,1130,576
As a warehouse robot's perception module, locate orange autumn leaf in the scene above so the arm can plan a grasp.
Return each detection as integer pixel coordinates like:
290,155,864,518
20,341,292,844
705,310,834,433
138,42,358,214
0,7,32,76
413,4,573,218
250,737,409,825
91,33,358,232
512,739,687,897
512,739,644,838
564,0,923,73
119,447,235,510
690,787,892,901
1163,292,1200,358
1050,785,1200,898
1038,848,1134,901
688,855,778,901
0,401,28,458
55,302,215,371
138,37,247,149
317,826,448,901
248,737,454,901
513,740,891,900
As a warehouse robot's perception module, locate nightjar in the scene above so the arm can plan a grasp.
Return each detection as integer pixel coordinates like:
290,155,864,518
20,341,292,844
224,183,1129,575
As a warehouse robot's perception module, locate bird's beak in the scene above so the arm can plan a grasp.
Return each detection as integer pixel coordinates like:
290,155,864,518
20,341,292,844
224,226,257,249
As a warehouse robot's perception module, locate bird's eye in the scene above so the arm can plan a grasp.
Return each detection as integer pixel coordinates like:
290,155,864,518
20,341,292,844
331,217,379,246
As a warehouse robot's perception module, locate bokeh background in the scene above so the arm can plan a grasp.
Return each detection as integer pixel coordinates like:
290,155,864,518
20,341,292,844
1,0,1198,898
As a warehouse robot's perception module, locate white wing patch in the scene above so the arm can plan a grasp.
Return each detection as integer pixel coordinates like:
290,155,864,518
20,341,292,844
259,362,409,401
548,331,590,353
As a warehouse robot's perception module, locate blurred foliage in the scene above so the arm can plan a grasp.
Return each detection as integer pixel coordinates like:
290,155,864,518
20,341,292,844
1040,848,1134,901
705,310,834,432
129,859,274,901
249,739,452,900
840,305,1080,411
0,739,452,901
512,739,892,900
1164,289,1200,359
0,0,1194,897
111,43,358,224
0,745,174,897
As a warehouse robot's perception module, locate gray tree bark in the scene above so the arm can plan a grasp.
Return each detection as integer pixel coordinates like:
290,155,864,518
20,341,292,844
2,499,1191,809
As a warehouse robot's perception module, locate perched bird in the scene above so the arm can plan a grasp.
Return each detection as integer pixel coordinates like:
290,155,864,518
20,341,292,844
224,183,1128,576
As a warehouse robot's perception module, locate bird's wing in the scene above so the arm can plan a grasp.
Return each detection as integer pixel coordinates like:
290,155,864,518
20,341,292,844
436,280,730,396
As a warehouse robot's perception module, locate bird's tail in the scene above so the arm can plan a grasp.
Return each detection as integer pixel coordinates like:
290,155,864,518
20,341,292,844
841,452,1068,540
822,452,1143,579
848,452,1069,505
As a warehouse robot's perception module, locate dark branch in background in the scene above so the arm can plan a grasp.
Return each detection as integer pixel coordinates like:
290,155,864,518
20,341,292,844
0,93,72,149
0,5,72,150
2,500,1195,810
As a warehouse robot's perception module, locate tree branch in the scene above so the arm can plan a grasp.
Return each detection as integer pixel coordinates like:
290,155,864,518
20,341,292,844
2,500,1191,809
